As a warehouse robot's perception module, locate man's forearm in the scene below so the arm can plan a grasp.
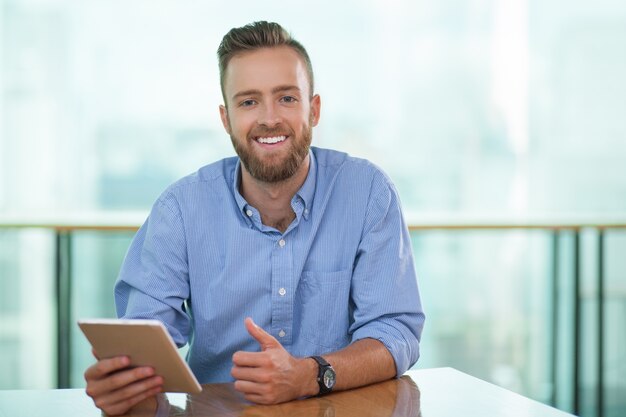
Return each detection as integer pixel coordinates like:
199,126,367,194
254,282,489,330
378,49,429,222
302,338,396,396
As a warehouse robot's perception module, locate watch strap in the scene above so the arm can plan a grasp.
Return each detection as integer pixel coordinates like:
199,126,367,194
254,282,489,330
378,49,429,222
309,355,335,396
310,355,331,368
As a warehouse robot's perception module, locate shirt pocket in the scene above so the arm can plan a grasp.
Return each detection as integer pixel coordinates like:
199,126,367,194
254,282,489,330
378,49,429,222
299,269,352,351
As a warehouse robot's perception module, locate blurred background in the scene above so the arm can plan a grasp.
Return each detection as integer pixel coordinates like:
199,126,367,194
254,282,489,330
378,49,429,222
0,1,625,417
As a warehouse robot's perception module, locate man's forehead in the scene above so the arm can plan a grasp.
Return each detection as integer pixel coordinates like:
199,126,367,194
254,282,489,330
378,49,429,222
224,46,310,97
228,46,305,69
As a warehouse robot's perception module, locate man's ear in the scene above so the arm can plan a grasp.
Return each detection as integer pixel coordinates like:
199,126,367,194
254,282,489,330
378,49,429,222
310,94,321,127
219,104,231,134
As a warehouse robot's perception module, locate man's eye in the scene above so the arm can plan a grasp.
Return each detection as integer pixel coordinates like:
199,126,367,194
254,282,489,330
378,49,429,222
240,99,256,107
280,96,297,103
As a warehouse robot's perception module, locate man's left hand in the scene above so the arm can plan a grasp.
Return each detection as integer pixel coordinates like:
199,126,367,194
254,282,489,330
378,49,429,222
231,317,317,404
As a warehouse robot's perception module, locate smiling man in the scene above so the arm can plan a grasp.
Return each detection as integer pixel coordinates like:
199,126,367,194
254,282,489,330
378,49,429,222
84,21,425,416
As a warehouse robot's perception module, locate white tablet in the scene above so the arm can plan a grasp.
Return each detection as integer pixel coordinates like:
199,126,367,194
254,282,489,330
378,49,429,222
78,318,202,394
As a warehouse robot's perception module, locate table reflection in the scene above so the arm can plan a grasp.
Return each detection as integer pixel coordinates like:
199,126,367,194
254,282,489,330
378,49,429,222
119,376,421,417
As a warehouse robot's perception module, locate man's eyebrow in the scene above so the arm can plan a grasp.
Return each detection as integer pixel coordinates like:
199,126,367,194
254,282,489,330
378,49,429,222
231,85,301,101
272,85,301,94
231,89,261,101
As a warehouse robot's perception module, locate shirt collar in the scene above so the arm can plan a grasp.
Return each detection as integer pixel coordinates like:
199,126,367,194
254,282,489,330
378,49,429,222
231,150,317,221
232,159,249,216
295,149,316,220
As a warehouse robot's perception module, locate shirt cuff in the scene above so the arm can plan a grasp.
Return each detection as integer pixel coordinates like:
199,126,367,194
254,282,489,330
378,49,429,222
351,317,421,376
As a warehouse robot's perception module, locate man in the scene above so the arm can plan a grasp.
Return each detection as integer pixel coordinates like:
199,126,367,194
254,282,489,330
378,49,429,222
85,21,425,415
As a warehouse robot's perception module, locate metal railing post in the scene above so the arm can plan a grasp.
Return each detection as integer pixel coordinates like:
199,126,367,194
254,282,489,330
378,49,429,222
597,229,605,417
573,230,581,416
550,230,559,407
55,230,72,388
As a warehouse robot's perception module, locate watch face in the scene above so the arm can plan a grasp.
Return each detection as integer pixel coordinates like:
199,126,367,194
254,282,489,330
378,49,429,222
323,368,336,389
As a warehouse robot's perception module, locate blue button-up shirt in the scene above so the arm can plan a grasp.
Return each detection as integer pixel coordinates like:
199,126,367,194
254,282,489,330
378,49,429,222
115,147,425,383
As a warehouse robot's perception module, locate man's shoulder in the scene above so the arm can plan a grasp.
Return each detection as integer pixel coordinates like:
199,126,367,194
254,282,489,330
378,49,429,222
159,156,238,201
313,147,390,184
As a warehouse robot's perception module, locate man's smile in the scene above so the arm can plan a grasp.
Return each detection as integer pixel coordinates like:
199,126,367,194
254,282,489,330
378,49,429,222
256,135,288,145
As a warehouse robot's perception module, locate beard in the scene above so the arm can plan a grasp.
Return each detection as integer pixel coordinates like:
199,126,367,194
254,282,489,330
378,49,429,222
230,119,313,183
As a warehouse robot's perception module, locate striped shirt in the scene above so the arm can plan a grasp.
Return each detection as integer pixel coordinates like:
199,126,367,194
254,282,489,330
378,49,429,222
115,147,425,383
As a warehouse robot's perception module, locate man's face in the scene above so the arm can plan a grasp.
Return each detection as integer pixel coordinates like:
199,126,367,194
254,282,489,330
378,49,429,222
219,46,320,183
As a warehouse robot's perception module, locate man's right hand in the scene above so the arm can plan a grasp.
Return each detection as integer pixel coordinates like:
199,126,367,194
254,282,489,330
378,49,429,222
84,352,164,416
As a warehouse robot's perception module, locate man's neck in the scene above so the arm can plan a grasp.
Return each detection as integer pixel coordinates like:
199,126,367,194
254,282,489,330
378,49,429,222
240,155,310,233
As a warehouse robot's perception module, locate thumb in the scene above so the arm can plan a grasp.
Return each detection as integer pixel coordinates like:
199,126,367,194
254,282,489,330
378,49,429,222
245,317,280,351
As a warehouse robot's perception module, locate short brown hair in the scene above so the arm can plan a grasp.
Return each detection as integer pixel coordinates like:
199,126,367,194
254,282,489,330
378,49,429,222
217,21,314,102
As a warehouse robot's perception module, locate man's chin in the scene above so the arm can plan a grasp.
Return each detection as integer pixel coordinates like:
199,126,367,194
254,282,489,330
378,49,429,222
248,167,297,183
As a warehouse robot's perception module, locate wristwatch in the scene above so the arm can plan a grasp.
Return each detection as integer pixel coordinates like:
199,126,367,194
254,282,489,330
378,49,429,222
309,355,336,396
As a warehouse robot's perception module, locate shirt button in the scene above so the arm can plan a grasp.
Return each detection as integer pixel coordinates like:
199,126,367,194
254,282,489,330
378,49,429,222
304,208,309,214
278,239,286,247
278,287,286,296
278,330,286,338
246,209,253,217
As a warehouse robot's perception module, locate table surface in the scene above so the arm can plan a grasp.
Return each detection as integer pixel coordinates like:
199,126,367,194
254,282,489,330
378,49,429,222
0,367,575,417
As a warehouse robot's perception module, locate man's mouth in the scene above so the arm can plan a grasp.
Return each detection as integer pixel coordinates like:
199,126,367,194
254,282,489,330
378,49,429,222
255,135,287,144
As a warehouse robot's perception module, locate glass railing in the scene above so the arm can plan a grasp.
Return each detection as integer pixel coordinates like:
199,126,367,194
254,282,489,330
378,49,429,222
1,213,624,417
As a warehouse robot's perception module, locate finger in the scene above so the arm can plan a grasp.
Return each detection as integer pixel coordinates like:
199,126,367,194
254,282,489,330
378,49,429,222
231,364,271,383
97,375,162,406
104,387,162,416
95,378,163,415
233,379,266,396
244,317,279,350
86,366,155,398
84,356,130,380
232,351,269,367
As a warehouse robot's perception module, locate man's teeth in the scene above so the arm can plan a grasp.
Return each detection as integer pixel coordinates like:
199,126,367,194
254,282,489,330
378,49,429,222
257,135,286,144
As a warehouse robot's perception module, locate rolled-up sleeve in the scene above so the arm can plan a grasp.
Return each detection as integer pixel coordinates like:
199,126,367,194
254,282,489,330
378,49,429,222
349,172,425,376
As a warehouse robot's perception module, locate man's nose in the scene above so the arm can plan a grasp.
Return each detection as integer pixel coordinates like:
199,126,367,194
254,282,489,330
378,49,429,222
257,102,282,127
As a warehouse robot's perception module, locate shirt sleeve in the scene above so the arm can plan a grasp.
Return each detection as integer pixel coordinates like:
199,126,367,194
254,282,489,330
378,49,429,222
114,192,192,347
349,171,425,376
